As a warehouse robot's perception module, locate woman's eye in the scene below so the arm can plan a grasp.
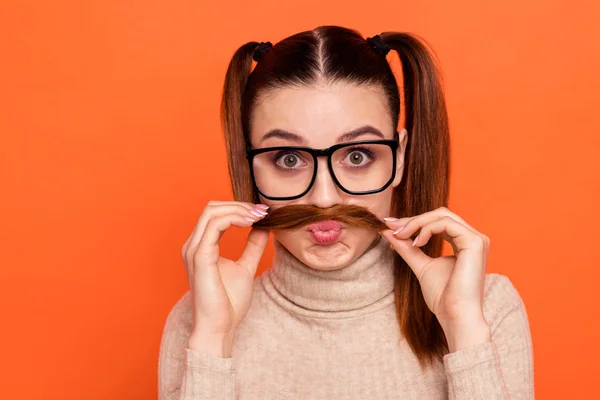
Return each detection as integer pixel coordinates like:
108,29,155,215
345,150,371,166
276,153,302,168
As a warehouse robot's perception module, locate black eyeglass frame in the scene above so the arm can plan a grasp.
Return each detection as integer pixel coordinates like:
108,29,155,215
245,130,400,201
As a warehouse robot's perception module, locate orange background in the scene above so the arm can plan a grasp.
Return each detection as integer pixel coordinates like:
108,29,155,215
1,1,598,398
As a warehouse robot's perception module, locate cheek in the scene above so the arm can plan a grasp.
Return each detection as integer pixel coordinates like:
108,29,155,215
271,229,307,253
259,195,308,209
350,190,394,218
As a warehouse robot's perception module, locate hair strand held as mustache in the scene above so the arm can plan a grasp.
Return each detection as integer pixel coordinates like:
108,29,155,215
252,204,388,231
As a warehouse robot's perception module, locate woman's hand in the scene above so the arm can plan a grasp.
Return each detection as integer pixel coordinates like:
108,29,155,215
181,201,270,357
381,207,492,352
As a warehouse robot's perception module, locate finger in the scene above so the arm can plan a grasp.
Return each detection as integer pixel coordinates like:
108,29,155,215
384,207,477,234
382,212,489,299
184,208,261,287
190,213,259,291
381,229,432,280
382,217,413,229
237,228,270,275
194,213,261,270
414,217,488,289
193,203,266,241
443,208,476,231
207,200,258,209
185,204,267,273
411,216,481,253
394,216,461,253
188,202,263,248
385,216,460,255
433,207,476,231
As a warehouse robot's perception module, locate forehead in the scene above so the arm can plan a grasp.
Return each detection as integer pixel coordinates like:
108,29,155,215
249,82,392,147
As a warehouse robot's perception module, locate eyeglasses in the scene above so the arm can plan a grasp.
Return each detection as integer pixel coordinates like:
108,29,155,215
246,131,399,200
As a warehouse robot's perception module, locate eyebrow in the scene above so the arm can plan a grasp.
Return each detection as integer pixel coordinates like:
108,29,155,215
259,125,385,145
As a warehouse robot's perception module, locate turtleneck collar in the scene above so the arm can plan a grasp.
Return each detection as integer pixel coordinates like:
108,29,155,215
260,235,397,319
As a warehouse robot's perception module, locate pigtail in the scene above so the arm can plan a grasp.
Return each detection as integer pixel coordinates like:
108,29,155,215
381,32,452,368
220,42,263,203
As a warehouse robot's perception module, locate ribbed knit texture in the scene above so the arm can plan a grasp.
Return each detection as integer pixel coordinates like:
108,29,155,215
158,237,534,399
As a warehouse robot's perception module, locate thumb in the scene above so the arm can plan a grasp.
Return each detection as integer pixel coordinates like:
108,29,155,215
237,228,270,275
381,229,431,280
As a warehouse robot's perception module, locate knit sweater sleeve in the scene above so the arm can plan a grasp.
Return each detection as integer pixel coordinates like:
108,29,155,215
442,274,534,399
158,291,236,400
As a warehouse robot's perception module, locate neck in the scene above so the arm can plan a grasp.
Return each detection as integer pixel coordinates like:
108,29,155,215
262,235,397,319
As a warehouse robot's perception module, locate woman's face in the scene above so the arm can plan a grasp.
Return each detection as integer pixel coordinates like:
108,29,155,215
249,82,408,270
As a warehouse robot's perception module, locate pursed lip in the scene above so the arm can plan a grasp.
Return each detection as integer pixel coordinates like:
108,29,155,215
305,220,344,245
305,219,344,232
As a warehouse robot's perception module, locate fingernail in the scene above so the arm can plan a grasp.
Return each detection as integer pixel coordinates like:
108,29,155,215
255,204,269,210
254,208,268,216
393,225,405,235
244,217,257,223
383,217,398,221
250,209,265,217
412,235,419,246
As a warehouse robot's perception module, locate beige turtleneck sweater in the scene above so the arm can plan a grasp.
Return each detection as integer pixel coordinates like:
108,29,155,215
158,237,534,399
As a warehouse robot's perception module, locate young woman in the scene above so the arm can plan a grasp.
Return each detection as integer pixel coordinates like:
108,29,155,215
158,25,534,399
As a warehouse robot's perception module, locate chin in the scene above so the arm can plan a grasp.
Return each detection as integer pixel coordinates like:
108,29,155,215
276,228,376,271
301,241,355,271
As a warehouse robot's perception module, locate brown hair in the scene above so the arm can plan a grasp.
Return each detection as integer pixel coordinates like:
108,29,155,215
253,204,388,231
220,26,450,368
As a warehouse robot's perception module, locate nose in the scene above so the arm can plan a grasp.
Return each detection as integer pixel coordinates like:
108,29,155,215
305,157,343,208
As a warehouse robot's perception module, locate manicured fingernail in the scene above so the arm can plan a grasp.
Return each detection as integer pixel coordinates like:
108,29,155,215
255,204,269,210
244,217,257,223
250,209,265,217
393,226,405,235
383,217,398,221
412,235,419,246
